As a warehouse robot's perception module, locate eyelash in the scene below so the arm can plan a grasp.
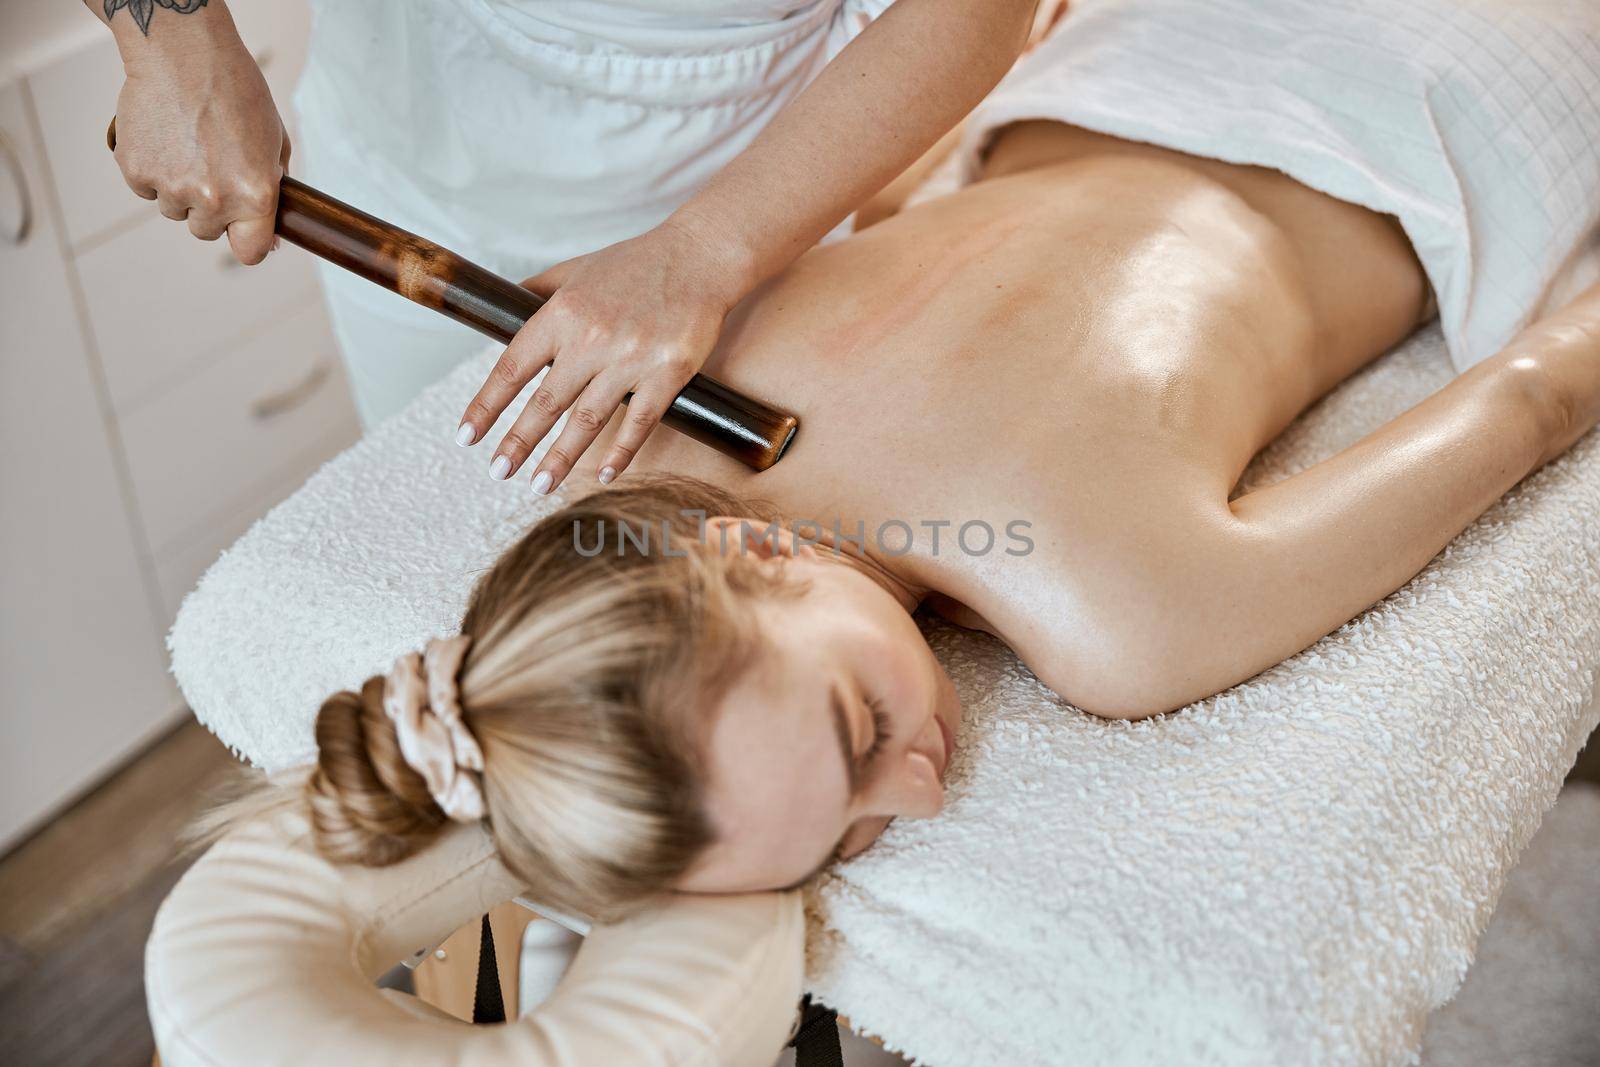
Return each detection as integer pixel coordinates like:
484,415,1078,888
863,703,891,763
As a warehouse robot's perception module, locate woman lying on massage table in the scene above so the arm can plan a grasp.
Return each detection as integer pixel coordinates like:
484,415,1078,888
301,119,1600,918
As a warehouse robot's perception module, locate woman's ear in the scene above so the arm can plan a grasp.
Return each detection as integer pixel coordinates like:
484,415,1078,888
895,751,946,818
702,515,816,560
862,747,944,821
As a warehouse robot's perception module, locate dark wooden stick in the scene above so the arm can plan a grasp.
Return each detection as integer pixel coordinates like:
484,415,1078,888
107,119,798,471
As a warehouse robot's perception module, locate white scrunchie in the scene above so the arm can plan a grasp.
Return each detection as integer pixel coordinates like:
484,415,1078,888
382,635,485,821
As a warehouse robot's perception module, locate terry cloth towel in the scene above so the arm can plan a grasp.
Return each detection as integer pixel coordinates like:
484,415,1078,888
171,322,1600,1066
955,0,1600,374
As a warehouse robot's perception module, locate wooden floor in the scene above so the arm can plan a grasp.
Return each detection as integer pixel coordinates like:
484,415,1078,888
2,716,1598,1067
0,721,237,1067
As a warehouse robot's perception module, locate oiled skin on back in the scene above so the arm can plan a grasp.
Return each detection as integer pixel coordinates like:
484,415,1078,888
576,124,1432,714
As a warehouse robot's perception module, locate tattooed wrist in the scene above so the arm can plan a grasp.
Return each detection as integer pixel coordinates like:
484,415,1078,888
105,0,210,37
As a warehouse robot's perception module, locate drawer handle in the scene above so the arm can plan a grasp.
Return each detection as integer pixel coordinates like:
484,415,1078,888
0,129,33,247
252,358,332,420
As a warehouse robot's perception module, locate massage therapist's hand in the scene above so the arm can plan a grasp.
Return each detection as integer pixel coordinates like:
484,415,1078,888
456,216,750,493
102,4,289,266
456,0,1035,487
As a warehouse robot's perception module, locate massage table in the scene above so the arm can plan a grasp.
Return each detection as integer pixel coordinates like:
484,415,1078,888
154,4,1600,1058
153,306,1600,1064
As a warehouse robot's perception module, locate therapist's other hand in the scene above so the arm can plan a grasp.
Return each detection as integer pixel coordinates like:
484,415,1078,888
457,217,749,493
113,39,288,265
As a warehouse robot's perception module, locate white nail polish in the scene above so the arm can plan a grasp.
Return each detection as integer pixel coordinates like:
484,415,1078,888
531,470,553,495
490,455,511,481
598,466,617,485
455,423,476,447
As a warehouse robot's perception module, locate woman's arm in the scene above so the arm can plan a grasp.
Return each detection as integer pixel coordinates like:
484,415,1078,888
669,0,1037,288
1087,284,1600,719
459,0,1038,492
852,122,965,231
84,0,287,265
852,0,1073,231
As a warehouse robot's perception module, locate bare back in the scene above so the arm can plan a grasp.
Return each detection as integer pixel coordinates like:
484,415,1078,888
579,122,1431,706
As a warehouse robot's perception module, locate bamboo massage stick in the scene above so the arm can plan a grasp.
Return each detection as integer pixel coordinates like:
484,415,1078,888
107,118,799,471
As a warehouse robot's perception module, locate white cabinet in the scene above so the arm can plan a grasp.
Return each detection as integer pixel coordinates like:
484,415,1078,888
0,0,358,849
25,34,135,251
119,300,357,557
76,207,323,412
0,81,174,847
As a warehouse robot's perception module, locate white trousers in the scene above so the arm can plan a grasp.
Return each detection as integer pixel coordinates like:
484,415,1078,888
311,262,488,429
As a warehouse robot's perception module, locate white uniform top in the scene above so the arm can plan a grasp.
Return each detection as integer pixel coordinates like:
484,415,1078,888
295,0,890,276
293,0,892,425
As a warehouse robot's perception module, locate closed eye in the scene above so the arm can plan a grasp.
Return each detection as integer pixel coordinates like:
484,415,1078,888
863,702,891,764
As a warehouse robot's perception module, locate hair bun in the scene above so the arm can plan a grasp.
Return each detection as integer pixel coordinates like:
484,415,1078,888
308,675,449,867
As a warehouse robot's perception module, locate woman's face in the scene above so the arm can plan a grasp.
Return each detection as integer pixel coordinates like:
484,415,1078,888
676,522,960,894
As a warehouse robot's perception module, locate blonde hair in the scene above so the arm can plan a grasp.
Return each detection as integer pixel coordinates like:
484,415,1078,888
303,475,791,920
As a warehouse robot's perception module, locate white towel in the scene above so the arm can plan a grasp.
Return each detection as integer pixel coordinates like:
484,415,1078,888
954,0,1600,373
804,326,1600,1066
170,322,1600,1065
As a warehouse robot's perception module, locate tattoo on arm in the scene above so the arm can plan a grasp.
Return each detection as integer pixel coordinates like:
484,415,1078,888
105,0,209,37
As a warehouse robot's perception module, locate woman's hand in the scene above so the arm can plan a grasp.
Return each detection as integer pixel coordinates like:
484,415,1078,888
456,217,751,493
449,0,1031,487
112,37,288,265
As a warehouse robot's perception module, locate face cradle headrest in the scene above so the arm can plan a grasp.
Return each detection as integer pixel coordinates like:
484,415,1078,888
146,808,804,1067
